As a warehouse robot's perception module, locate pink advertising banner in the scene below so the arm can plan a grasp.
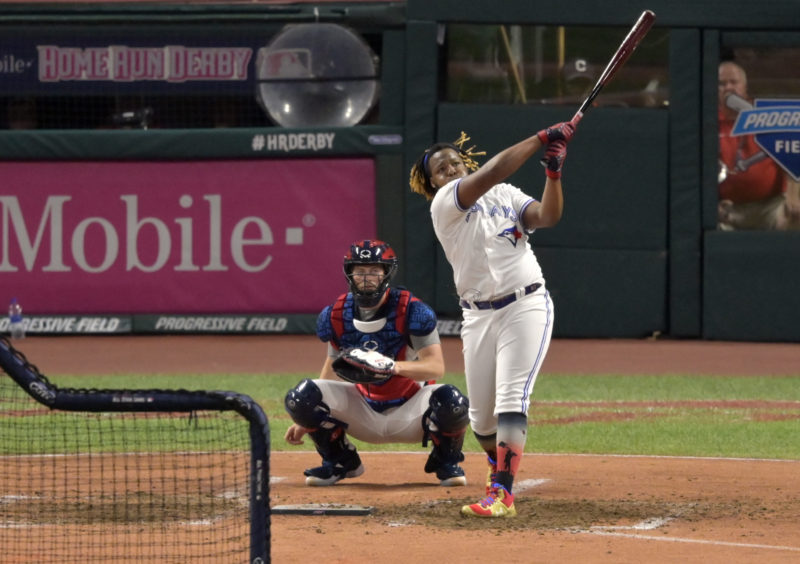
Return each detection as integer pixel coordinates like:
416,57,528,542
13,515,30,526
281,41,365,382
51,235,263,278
0,159,376,314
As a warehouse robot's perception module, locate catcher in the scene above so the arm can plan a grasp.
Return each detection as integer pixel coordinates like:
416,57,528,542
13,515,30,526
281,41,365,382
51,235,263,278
284,239,469,487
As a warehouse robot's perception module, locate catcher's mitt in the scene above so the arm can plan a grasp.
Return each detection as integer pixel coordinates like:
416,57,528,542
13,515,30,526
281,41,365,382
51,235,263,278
332,347,396,384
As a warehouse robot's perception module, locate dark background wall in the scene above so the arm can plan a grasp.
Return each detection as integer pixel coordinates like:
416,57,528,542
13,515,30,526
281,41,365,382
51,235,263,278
403,1,800,343
1,1,799,341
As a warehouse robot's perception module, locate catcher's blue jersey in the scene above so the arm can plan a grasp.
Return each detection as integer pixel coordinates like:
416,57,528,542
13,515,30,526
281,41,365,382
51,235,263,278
316,288,438,410
316,288,437,359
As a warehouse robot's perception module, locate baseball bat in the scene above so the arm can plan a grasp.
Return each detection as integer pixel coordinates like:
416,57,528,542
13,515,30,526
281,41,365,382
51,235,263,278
572,9,656,124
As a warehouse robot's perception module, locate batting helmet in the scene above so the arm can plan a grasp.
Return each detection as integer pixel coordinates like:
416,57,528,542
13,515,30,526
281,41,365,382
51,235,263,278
343,239,398,308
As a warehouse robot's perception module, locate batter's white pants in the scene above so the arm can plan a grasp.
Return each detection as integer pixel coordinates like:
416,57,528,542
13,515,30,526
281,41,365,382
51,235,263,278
314,379,442,444
460,288,554,436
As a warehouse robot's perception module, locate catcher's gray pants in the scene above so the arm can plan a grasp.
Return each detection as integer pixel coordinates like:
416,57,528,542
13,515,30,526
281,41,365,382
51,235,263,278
314,379,443,444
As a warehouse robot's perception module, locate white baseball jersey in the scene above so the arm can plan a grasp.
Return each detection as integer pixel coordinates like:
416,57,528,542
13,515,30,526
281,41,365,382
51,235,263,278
429,176,554,433
430,179,545,302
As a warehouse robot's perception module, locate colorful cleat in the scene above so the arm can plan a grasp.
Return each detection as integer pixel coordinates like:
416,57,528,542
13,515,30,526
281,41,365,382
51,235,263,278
461,483,516,518
485,455,498,494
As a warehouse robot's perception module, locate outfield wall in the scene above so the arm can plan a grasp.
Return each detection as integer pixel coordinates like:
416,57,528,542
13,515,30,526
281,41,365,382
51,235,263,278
1,1,799,341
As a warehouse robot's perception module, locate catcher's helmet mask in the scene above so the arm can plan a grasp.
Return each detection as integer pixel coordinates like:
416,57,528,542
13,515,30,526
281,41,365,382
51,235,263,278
343,239,398,309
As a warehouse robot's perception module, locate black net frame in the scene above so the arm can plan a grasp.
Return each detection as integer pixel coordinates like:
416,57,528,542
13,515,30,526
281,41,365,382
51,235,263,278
0,336,270,563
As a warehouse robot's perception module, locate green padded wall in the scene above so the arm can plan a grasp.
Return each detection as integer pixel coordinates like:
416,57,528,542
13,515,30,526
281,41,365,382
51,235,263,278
704,231,800,342
668,29,703,337
538,248,667,338
402,20,441,306
432,103,669,338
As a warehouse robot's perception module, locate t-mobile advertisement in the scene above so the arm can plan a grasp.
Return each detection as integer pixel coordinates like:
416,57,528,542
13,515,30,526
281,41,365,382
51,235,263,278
0,159,375,314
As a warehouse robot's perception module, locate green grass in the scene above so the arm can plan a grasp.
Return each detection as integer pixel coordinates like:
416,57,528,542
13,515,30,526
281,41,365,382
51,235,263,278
534,373,800,402
43,371,800,460
6,413,249,454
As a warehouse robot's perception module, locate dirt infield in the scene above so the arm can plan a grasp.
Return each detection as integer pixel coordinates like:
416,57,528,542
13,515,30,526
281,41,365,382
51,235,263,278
12,335,800,563
271,452,800,564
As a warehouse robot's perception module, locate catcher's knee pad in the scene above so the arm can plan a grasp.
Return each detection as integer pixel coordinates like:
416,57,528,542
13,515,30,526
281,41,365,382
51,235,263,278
284,378,333,429
427,384,469,434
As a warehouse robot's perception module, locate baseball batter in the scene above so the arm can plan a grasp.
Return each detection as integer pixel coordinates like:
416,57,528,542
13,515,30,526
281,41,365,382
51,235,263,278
283,240,470,487
409,121,576,517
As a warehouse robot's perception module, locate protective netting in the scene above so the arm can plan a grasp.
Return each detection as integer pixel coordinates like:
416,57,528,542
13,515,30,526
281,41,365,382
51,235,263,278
0,340,265,563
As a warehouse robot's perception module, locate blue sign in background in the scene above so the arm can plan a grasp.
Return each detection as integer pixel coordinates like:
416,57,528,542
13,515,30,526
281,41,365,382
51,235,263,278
732,98,800,181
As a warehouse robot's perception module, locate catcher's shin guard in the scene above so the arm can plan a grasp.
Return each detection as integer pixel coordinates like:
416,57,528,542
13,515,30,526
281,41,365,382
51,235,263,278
308,424,356,462
304,425,364,486
422,385,469,486
285,379,364,485
424,430,467,486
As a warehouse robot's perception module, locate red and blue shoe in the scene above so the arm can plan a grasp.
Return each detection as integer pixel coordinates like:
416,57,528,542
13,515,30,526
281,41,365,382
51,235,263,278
461,483,516,518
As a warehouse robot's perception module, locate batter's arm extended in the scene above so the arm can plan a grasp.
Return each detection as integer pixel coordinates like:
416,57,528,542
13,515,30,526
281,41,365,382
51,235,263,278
456,121,575,210
456,134,545,209
523,176,564,230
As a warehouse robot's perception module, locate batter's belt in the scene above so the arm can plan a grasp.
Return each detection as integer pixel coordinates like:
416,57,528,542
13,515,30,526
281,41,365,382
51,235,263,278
459,282,541,310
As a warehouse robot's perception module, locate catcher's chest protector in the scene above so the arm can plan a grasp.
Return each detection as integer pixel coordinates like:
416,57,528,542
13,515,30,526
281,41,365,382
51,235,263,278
330,289,413,359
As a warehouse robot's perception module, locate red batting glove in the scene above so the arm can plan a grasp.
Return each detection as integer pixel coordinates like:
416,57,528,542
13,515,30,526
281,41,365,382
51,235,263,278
543,140,567,179
536,120,576,144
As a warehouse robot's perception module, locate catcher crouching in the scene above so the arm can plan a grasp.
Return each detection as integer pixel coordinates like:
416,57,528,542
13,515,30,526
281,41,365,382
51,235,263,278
284,239,469,487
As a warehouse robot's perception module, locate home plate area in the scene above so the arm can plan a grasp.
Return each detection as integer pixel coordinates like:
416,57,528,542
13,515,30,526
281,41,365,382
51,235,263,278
269,451,800,563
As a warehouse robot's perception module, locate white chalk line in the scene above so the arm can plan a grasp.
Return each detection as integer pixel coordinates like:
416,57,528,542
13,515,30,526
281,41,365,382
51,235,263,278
582,528,800,552
592,516,673,531
581,516,800,552
513,478,550,492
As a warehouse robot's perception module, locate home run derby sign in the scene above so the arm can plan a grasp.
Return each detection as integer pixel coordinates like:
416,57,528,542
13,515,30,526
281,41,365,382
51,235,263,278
732,98,800,181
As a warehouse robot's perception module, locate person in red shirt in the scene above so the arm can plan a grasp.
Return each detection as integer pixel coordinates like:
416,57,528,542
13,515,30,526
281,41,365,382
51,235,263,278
717,61,800,230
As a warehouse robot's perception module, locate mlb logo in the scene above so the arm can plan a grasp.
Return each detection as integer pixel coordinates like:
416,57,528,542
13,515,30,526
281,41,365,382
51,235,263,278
260,48,312,79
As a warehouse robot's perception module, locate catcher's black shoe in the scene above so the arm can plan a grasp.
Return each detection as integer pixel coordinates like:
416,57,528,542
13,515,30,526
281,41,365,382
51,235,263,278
304,453,364,487
435,463,467,487
424,451,467,487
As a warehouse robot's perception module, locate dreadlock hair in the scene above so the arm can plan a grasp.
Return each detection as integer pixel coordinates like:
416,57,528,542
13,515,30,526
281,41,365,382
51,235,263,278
409,131,485,201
